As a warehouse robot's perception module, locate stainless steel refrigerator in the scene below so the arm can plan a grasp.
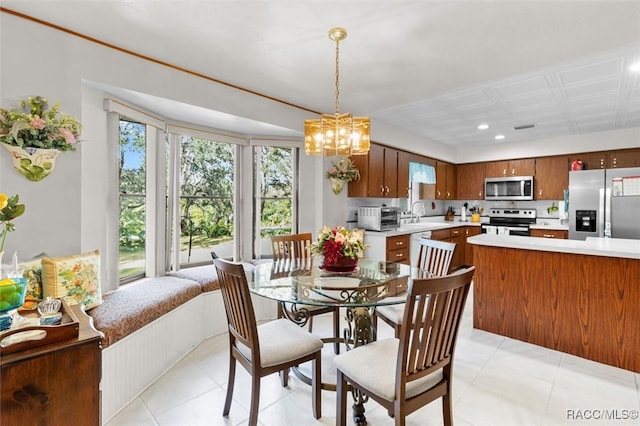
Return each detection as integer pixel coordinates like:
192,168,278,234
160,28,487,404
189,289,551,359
569,167,640,240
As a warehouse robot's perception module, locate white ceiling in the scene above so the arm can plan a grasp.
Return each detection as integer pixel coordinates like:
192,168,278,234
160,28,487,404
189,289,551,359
3,1,640,148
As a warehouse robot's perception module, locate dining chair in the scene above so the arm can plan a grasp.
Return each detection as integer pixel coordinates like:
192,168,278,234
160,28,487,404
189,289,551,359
374,238,456,337
334,266,475,426
214,258,323,426
271,233,342,354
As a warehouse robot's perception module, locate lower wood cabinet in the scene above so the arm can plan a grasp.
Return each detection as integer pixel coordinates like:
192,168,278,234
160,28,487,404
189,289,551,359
464,226,481,265
1,305,103,426
386,234,410,264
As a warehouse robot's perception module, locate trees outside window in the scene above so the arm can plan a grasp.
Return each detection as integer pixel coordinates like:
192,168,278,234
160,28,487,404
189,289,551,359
254,145,296,258
116,111,299,280
179,137,235,265
118,119,146,279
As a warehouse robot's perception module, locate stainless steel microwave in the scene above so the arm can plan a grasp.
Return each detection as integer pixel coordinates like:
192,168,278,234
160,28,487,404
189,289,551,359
357,206,400,231
484,176,534,201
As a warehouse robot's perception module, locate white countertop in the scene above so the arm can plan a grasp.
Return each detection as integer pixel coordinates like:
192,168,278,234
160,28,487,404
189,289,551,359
363,216,568,238
467,234,640,259
365,219,484,238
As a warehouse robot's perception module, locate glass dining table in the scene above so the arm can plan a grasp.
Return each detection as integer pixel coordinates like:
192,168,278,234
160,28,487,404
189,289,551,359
247,257,426,425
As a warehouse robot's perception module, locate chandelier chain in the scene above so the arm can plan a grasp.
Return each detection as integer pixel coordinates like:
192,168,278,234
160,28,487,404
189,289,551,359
335,36,340,115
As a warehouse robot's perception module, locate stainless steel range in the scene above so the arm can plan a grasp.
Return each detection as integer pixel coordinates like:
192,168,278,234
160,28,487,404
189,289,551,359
481,208,536,236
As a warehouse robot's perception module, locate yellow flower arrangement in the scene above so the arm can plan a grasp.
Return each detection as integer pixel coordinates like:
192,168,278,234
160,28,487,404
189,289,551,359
0,193,25,253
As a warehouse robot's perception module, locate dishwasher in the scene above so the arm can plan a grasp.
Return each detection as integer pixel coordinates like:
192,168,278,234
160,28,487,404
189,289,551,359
410,231,432,266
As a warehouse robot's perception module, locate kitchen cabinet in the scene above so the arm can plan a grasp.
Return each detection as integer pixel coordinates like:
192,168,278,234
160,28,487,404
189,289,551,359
435,161,457,200
397,151,411,200
534,155,569,200
1,304,103,425
485,158,535,177
457,163,485,200
608,149,640,168
449,228,464,270
530,229,568,239
572,148,640,170
386,234,410,264
348,143,398,198
463,226,481,265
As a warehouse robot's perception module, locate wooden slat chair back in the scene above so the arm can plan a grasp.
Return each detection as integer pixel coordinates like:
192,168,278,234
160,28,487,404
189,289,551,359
415,238,456,276
271,233,313,260
335,266,475,426
375,238,457,337
270,233,341,354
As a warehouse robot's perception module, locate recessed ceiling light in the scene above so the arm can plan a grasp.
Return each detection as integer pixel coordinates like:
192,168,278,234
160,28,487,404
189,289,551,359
494,134,505,140
631,60,640,72
477,124,489,130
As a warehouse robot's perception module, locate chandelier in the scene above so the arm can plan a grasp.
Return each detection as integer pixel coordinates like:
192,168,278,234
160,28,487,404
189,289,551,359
304,27,370,156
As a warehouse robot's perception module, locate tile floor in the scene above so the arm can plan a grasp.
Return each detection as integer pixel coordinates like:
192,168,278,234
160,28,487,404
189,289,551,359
106,293,640,426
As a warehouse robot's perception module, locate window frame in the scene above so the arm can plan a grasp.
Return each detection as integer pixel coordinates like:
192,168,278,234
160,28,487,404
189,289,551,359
251,141,300,259
106,98,303,286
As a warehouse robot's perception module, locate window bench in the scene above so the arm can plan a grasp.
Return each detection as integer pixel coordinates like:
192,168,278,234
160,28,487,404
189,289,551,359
90,276,204,348
89,262,275,424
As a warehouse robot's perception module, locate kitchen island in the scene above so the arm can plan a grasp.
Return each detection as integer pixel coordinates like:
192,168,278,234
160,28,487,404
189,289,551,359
467,234,640,373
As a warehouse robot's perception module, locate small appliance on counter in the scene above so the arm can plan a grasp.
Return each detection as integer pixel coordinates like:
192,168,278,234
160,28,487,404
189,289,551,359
357,206,400,231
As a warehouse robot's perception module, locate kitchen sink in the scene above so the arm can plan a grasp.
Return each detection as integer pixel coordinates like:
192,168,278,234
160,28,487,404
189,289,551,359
399,222,442,231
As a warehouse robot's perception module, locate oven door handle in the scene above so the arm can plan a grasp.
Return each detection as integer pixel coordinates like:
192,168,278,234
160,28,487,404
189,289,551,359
507,226,529,232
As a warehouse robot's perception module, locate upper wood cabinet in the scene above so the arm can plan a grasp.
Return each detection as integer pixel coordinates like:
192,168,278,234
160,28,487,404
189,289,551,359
348,143,398,198
572,149,640,170
457,162,486,200
397,151,411,200
435,161,457,200
534,155,569,200
485,158,535,177
608,149,640,168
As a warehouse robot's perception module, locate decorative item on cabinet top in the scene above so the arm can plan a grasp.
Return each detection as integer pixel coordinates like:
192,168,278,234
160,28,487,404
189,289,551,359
0,96,82,181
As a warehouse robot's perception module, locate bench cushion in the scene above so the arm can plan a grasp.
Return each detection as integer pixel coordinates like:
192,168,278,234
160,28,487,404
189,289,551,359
169,261,260,292
169,264,219,292
90,276,201,347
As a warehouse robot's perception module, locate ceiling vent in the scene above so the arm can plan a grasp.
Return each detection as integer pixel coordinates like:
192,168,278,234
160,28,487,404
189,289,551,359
513,124,535,130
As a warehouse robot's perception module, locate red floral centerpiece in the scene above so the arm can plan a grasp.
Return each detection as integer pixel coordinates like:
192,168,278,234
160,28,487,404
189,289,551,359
311,226,368,272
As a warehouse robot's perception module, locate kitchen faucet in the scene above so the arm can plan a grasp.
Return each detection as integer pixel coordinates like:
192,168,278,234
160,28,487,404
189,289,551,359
410,201,425,223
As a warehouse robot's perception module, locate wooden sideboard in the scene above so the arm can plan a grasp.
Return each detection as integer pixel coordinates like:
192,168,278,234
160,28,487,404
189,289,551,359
1,304,103,425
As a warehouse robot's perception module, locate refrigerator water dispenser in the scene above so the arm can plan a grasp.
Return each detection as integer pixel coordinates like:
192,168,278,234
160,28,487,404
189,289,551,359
575,210,596,232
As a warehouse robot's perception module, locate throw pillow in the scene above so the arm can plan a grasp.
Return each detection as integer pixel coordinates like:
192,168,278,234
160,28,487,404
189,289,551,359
42,250,102,310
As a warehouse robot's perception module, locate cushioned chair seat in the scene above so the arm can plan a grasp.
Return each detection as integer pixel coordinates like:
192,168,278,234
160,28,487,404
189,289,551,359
237,319,324,367
374,304,404,325
333,338,443,401
90,276,201,347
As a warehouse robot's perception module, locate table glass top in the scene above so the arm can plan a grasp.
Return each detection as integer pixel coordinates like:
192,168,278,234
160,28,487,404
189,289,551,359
248,258,426,307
